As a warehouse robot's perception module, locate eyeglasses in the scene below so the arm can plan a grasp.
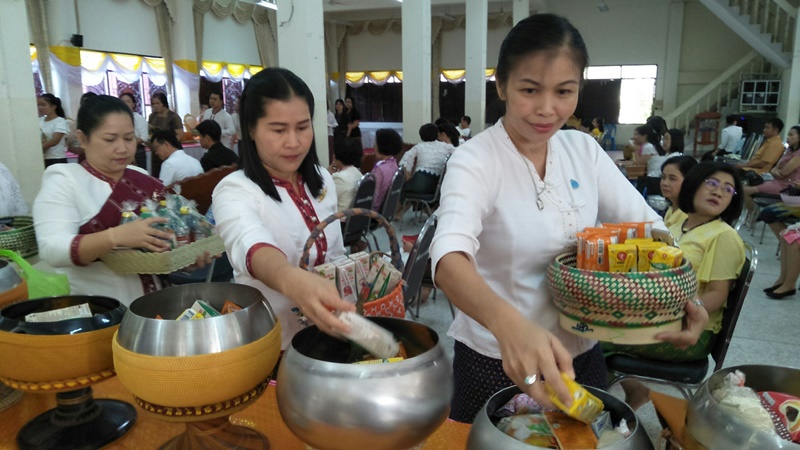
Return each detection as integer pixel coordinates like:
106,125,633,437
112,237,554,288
703,178,736,197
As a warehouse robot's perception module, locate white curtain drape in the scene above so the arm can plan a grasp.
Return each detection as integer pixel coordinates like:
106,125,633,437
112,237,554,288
25,0,53,93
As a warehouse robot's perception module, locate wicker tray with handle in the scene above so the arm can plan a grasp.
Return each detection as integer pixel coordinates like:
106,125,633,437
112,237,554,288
0,216,37,258
546,251,697,344
100,234,225,274
299,208,405,318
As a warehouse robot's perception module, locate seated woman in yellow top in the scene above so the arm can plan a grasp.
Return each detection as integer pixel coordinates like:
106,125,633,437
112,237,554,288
660,155,698,229
605,162,745,409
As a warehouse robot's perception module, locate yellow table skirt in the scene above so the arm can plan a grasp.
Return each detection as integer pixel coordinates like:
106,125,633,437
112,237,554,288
0,378,470,449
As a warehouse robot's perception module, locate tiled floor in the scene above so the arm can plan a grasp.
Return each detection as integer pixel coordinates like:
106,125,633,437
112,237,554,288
384,183,800,447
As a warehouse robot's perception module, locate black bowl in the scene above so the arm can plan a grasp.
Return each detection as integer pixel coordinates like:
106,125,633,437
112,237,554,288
0,296,126,335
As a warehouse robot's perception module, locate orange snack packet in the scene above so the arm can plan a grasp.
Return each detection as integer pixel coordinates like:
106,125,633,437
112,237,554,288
221,300,242,315
602,223,636,243
544,411,599,449
584,231,618,271
622,221,654,239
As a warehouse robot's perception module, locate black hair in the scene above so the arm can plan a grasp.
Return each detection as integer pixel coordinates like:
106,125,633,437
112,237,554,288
151,91,169,109
496,14,588,90
434,117,450,127
118,92,135,104
439,123,460,147
77,95,133,138
375,128,403,156
238,67,323,202
80,92,97,107
725,114,737,125
581,119,593,130
419,123,439,142
195,119,221,142
593,117,604,133
209,89,224,106
788,125,800,151
665,128,685,154
678,162,743,225
461,115,471,125
333,137,363,167
151,129,183,150
39,93,65,118
661,155,697,177
766,117,784,133
646,116,668,136
635,124,665,156
334,99,345,109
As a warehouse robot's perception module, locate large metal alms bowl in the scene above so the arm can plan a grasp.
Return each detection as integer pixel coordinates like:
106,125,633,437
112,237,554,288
277,317,453,450
0,296,126,388
112,283,281,420
687,364,800,449
468,385,654,450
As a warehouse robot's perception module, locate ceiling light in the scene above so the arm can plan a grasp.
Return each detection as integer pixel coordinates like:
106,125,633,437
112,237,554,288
257,0,277,10
597,1,609,12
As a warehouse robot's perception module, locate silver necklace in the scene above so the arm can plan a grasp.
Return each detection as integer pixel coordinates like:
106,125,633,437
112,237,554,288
514,143,548,210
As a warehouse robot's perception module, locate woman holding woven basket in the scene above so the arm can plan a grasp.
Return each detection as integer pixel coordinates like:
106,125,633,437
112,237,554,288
430,14,711,423
212,68,356,350
33,95,210,306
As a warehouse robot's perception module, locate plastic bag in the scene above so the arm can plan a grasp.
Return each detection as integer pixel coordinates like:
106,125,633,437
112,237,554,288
0,249,70,299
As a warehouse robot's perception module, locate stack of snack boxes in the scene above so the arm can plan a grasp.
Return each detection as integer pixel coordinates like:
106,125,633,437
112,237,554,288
312,252,403,306
575,222,683,272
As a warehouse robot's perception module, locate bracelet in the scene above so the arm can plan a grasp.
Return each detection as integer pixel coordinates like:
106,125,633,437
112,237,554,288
692,298,706,309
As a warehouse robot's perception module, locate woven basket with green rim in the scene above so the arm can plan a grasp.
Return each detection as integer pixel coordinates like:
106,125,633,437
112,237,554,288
546,252,697,328
0,216,37,258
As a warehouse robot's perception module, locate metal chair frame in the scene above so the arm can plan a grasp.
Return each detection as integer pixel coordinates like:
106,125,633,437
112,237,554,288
401,215,438,319
366,167,405,251
342,173,376,251
607,243,757,399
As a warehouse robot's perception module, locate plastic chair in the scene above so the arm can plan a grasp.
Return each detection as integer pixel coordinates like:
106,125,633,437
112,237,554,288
166,164,238,215
342,173,376,250
401,214,437,319
366,167,405,251
599,124,617,151
606,243,757,399
400,156,449,230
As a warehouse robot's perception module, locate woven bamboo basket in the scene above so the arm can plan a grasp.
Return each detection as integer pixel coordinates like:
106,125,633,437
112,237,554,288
547,251,698,344
300,208,405,318
100,234,225,274
0,216,37,258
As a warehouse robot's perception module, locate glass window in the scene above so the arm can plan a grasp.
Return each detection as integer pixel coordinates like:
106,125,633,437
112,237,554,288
586,66,621,80
619,78,656,124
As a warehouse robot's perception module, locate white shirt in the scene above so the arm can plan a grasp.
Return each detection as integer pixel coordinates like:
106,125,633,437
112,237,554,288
39,116,70,159
430,121,665,359
398,140,454,177
212,169,346,349
132,112,148,143
33,164,162,306
159,149,204,186
332,165,363,211
647,152,683,177
0,163,28,216
327,110,338,137
200,108,236,149
719,125,743,152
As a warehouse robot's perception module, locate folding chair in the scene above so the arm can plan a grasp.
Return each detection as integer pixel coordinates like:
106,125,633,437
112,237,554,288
606,243,757,399
342,173,376,250
599,123,617,151
400,156,449,230
366,167,405,251
401,214,438,319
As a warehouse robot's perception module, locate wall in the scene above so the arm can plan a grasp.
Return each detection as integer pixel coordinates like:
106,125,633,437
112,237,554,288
76,0,160,56
202,13,261,65
347,30,402,71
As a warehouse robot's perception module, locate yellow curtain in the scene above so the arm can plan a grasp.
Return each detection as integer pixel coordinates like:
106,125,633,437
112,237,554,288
30,46,37,61
369,71,392,82
110,53,143,72
346,72,366,83
79,50,107,72
441,69,466,81
249,66,263,76
145,57,167,73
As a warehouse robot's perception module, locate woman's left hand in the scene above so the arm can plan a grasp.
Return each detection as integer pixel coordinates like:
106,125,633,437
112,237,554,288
655,300,709,349
181,251,215,273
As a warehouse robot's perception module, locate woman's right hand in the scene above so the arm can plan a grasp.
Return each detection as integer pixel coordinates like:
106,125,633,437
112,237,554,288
112,217,173,252
283,268,356,336
492,310,575,409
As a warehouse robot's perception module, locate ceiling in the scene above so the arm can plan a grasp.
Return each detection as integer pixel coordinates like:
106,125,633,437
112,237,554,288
321,0,546,19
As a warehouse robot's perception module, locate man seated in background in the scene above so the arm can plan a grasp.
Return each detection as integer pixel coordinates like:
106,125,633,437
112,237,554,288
736,118,784,174
718,114,743,156
151,130,203,186
196,120,238,172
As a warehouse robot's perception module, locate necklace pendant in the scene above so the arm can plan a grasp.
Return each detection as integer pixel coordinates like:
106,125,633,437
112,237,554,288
536,198,544,210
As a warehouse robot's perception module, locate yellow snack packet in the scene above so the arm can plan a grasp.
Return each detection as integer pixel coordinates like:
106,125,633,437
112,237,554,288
637,242,667,272
545,373,605,424
624,238,654,245
650,246,684,270
608,243,637,272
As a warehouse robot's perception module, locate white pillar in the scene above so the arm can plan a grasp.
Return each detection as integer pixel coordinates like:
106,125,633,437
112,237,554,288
661,1,684,118
46,0,82,120
402,0,432,143
1,0,44,205
465,1,488,134
172,0,199,118
277,0,330,165
780,7,800,129
513,0,531,25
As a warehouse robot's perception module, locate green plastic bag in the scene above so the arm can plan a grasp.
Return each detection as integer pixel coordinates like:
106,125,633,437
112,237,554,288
0,249,70,299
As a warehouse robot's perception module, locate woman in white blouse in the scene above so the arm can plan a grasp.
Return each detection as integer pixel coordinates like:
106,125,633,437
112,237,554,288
430,14,709,423
37,93,70,167
119,92,149,170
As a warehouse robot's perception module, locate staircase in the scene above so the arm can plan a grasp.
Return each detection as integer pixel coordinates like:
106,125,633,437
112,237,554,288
699,0,795,69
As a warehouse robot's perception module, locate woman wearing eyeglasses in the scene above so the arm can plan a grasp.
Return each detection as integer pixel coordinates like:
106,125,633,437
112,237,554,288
605,161,745,409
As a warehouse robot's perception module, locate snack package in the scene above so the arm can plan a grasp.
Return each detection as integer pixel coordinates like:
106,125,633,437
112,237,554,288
622,221,653,239
591,410,613,437
359,258,390,301
336,311,399,359
584,231,618,271
220,300,242,314
637,241,666,272
26,303,92,323
348,252,371,284
575,231,593,269
602,223,637,243
494,393,545,419
544,411,599,449
711,370,776,433
545,373,604,424
608,243,637,272
352,357,405,365
312,262,337,286
759,391,800,442
333,257,358,304
495,414,557,448
649,246,684,270
191,300,220,317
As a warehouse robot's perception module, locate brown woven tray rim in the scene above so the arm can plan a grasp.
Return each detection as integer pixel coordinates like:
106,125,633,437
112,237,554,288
100,234,224,274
